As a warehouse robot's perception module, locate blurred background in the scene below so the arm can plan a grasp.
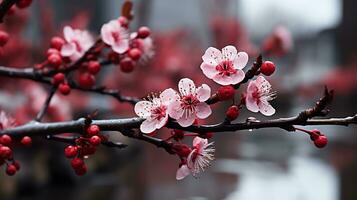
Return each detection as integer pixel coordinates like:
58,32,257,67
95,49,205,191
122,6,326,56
0,0,356,199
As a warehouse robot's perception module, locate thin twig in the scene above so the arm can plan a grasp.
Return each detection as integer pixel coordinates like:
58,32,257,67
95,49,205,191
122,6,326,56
35,86,57,121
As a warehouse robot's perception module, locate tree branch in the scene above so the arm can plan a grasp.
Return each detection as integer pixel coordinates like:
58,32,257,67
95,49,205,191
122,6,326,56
35,86,57,121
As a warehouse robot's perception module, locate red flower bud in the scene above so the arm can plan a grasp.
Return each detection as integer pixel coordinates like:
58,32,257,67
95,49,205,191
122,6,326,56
0,134,12,146
52,73,65,85
50,37,65,50
120,57,135,73
64,145,78,158
314,135,328,148
137,26,151,38
87,61,101,75
0,31,9,46
260,61,276,76
128,48,142,61
226,105,239,121
89,136,101,146
59,83,71,95
20,136,32,146
71,158,84,169
87,125,100,136
6,164,17,176
217,85,235,101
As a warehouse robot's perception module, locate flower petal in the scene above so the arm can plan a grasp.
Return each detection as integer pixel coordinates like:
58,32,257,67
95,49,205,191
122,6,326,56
140,118,157,133
112,40,129,54
202,47,222,65
168,100,184,119
160,88,180,104
63,26,74,42
101,23,114,45
176,165,191,180
60,43,75,57
200,62,217,79
195,102,212,119
196,84,211,102
178,78,196,96
229,69,245,85
258,101,275,116
134,101,153,118
193,136,208,147
177,112,196,127
212,70,244,85
155,114,168,129
222,45,237,61
245,95,259,113
233,52,249,69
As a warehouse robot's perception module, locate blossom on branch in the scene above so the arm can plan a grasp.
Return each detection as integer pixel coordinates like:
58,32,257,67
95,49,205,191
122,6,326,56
200,45,248,85
134,89,178,133
60,26,94,61
176,136,215,180
168,78,212,127
101,20,129,54
246,76,276,116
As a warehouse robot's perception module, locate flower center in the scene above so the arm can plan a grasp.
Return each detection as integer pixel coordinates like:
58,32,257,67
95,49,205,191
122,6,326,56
111,32,120,43
181,94,199,110
216,60,237,76
151,105,167,120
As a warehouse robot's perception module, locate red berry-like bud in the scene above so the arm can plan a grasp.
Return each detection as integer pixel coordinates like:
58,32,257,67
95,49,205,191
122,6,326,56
89,136,101,146
16,0,32,9
87,125,100,136
118,16,129,28
74,164,87,176
78,73,95,88
71,158,84,169
48,53,63,68
119,57,135,73
59,83,71,95
260,61,276,76
0,134,12,146
52,73,65,85
47,48,60,57
87,61,101,74
20,136,32,146
0,146,12,159
226,105,239,121
64,145,78,158
172,143,191,157
314,135,328,148
0,31,9,46
128,48,142,60
50,37,65,50
6,164,17,176
217,85,235,101
137,26,151,38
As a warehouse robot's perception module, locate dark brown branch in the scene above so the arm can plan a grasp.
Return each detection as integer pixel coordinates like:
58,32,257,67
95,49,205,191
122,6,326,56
0,0,17,23
0,66,139,105
46,135,128,149
1,115,356,138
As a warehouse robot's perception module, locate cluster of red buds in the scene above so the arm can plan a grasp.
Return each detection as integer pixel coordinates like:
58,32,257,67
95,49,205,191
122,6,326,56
64,124,106,175
108,23,153,73
0,134,32,176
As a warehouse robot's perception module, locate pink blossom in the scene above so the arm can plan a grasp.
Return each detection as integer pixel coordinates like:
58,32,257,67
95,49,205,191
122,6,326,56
200,45,248,85
176,136,215,180
168,78,212,127
0,111,16,130
246,76,276,116
60,26,94,61
135,88,178,133
101,20,129,54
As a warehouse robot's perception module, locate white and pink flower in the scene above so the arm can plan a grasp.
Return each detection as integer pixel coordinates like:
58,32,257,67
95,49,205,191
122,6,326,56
131,32,155,63
246,76,276,116
168,78,212,127
200,45,248,85
60,26,94,61
135,88,178,133
176,136,215,180
0,111,16,130
101,20,129,54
